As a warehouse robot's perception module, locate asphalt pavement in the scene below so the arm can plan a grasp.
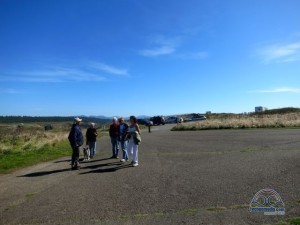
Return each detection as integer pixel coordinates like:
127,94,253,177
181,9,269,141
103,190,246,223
0,125,299,225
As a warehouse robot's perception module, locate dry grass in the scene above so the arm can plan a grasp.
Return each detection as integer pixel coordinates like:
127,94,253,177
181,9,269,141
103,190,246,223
172,113,300,131
0,124,69,154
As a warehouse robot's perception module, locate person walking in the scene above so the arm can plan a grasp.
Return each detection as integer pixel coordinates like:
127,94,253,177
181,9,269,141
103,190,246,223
127,116,141,167
68,117,84,170
109,117,120,158
118,117,129,162
86,122,98,159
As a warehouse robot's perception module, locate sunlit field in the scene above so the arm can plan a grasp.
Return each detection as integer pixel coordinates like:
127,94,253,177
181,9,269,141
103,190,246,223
0,123,69,154
172,113,300,131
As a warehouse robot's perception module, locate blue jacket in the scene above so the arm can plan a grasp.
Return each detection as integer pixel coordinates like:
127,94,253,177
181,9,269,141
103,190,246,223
119,123,129,141
68,124,83,147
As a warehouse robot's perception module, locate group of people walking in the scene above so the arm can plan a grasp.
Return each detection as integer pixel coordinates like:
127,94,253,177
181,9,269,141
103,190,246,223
109,116,141,166
68,116,141,170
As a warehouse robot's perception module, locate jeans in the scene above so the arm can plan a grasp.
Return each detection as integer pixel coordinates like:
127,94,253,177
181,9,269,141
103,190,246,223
71,145,80,168
88,141,97,158
120,139,128,160
127,140,138,163
110,137,119,157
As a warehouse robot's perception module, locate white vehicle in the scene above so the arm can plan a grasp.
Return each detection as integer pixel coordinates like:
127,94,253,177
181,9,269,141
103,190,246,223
165,117,178,124
185,115,207,122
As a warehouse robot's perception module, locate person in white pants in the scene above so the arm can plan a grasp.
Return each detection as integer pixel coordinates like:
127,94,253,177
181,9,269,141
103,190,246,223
126,116,141,167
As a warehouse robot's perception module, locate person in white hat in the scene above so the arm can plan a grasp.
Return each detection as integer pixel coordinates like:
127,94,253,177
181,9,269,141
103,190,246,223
68,117,83,169
86,122,97,159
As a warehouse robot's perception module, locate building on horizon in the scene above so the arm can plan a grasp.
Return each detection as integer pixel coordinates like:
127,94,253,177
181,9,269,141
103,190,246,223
255,106,268,113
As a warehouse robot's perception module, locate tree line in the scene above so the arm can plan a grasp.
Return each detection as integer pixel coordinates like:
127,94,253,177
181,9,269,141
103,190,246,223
0,116,110,124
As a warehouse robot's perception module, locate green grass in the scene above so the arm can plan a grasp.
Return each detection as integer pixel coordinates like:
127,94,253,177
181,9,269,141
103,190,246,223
25,192,39,199
288,218,300,225
206,206,227,212
0,140,71,173
276,218,300,225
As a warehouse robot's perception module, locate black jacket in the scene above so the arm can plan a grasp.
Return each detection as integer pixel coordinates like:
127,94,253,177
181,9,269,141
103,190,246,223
86,127,97,143
109,124,119,137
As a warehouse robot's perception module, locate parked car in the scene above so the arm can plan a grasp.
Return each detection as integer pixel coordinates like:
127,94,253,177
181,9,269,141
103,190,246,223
150,116,165,125
165,117,178,124
185,115,207,122
191,115,207,121
137,119,152,126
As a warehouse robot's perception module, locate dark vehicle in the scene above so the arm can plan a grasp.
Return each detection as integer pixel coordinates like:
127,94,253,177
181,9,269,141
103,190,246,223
137,119,152,126
150,116,165,125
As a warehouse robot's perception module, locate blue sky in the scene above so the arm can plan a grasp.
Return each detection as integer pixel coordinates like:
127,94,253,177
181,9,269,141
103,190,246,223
0,0,300,117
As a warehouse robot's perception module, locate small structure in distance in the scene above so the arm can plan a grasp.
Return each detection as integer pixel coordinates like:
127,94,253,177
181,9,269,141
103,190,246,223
255,106,268,113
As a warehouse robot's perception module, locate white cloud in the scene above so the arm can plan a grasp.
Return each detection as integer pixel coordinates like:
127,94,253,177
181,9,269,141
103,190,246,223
0,68,106,83
88,62,128,76
252,87,300,93
139,46,176,57
0,60,130,83
139,35,209,60
258,41,300,63
139,35,181,57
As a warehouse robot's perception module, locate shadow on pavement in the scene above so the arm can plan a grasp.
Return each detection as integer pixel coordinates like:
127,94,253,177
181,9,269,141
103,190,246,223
80,164,132,174
18,168,71,177
18,160,131,178
54,157,111,164
81,162,124,170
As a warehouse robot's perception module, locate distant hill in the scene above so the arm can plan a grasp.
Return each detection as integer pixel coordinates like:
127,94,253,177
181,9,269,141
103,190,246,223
89,115,111,119
0,116,110,124
2,108,299,124
256,107,300,115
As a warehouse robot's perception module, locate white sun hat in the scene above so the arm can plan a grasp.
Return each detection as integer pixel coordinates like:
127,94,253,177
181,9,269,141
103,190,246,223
74,117,82,123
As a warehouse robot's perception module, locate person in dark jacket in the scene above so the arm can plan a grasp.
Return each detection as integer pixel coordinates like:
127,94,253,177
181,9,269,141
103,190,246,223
68,117,83,170
109,117,120,158
86,122,97,159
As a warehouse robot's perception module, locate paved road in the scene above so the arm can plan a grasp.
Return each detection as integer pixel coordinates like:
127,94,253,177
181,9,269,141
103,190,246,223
0,125,299,225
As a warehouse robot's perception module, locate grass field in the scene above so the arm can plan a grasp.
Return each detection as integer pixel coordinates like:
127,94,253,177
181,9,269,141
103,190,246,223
0,140,71,173
0,123,72,173
172,113,300,131
0,122,110,173
0,123,71,154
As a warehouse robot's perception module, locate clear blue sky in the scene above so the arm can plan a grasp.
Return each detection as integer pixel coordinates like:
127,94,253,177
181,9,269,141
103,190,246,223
0,0,300,117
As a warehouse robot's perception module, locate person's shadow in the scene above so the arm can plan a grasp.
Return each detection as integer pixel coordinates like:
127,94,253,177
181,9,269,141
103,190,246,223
54,157,111,164
18,168,71,177
18,159,133,177
80,163,132,174
82,161,124,170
